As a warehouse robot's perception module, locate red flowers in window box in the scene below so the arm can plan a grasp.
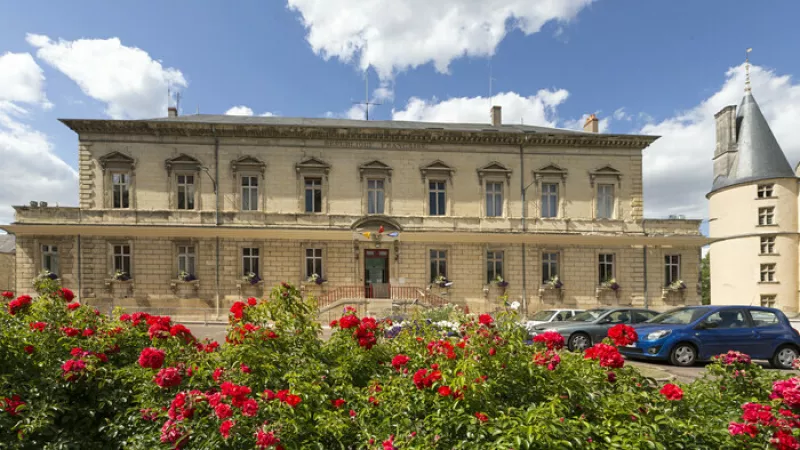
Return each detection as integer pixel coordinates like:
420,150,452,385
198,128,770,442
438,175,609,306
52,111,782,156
607,324,638,347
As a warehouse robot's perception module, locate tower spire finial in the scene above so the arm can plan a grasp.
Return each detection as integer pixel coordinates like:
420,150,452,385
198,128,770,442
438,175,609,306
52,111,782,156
745,48,753,93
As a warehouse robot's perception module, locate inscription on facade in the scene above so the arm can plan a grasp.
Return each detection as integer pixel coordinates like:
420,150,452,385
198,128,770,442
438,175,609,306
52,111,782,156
323,140,427,150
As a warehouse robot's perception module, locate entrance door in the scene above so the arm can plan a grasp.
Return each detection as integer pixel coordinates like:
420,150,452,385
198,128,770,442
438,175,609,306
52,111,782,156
364,249,389,298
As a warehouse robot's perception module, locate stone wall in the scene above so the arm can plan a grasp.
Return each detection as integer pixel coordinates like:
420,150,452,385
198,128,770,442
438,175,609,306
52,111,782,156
0,253,14,292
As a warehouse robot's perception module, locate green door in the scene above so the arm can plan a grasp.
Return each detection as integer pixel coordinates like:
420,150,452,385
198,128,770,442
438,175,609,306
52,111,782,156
364,249,389,298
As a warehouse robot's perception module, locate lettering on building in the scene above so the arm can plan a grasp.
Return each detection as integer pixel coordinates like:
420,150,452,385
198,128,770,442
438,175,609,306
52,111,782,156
323,140,427,150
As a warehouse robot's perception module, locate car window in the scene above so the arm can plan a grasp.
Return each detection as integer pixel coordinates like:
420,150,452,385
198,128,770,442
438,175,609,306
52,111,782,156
605,310,631,324
750,310,780,328
632,311,657,323
701,310,748,329
564,311,574,319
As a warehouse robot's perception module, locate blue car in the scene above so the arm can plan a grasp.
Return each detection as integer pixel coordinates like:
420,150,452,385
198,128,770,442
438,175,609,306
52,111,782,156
620,305,800,369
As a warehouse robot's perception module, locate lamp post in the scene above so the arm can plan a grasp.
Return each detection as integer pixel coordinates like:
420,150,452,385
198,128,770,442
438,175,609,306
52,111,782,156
520,178,536,317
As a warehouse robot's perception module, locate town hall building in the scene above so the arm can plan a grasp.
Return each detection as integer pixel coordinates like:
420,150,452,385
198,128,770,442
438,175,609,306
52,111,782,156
2,105,705,318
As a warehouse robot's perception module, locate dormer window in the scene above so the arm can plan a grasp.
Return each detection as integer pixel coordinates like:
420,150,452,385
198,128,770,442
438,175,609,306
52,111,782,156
757,184,775,198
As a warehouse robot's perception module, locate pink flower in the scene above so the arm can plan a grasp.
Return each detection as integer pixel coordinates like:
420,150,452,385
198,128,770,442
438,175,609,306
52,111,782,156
660,383,683,401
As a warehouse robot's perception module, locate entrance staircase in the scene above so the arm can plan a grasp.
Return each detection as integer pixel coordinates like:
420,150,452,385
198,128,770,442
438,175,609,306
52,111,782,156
314,285,448,322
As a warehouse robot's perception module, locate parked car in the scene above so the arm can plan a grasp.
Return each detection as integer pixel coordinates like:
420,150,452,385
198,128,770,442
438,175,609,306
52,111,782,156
530,307,658,351
621,305,800,369
523,309,583,331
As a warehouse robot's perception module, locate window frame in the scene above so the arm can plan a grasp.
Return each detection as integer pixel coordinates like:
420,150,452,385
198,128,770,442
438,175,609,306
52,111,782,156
486,249,504,283
533,164,568,219
232,156,267,212
359,160,392,216
242,247,260,277
596,183,616,219
664,254,681,286
99,151,136,210
760,263,776,282
760,295,777,308
760,236,776,254
757,184,775,199
111,243,132,278
589,165,622,220
484,181,504,218
41,244,59,276
421,160,455,217
305,248,324,279
366,178,386,215
296,157,331,214
758,207,775,226
304,177,324,213
540,182,560,218
429,249,448,283
240,175,260,211
111,171,132,209
598,253,615,285
428,180,448,216
177,244,197,277
541,251,559,284
176,173,196,210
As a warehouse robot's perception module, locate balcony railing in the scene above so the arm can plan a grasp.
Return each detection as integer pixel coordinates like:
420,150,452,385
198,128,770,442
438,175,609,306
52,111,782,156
316,285,448,313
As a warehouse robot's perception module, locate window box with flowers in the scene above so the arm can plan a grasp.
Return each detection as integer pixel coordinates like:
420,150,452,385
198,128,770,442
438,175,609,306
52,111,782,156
237,272,264,296
105,271,134,298
595,278,620,301
302,273,328,295
434,275,453,289
538,276,565,302
662,279,687,301
170,271,200,297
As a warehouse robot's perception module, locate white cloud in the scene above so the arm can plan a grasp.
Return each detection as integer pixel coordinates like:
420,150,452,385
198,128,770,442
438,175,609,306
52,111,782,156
225,105,254,116
26,34,187,119
287,0,595,79
613,107,630,121
639,63,800,220
224,105,276,117
392,90,570,126
0,53,77,226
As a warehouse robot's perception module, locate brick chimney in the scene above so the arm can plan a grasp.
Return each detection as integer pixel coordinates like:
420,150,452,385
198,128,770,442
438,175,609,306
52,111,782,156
168,106,178,118
583,114,599,133
491,105,502,127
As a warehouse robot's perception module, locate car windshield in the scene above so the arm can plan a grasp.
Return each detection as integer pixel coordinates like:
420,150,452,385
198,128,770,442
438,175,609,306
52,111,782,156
529,310,555,321
568,309,608,322
647,307,709,325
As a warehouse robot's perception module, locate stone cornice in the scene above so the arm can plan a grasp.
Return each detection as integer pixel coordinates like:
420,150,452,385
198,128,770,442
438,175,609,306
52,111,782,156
59,119,659,150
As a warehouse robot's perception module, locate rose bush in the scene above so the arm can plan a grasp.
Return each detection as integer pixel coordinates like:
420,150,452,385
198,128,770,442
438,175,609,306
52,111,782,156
1,279,799,449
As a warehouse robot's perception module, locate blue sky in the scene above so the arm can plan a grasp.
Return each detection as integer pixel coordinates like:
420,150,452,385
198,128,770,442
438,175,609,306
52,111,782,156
3,0,800,237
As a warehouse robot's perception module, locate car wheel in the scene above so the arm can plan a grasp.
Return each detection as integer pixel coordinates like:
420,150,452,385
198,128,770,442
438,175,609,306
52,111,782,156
771,346,799,370
568,333,591,352
669,343,697,367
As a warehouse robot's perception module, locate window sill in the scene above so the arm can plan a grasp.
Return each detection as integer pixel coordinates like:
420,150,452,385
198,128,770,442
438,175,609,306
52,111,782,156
758,281,780,285
755,197,777,200
759,253,780,256
757,224,779,228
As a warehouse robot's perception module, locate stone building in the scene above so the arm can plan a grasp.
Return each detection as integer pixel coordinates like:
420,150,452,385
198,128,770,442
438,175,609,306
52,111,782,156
709,66,800,313
0,234,15,292
2,105,705,317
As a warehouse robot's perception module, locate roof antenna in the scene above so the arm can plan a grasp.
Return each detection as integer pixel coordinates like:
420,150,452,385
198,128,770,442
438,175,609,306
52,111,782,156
353,66,381,120
176,92,182,114
745,47,752,93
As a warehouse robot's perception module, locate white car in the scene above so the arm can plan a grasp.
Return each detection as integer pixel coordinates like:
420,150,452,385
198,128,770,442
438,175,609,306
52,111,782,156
524,309,583,332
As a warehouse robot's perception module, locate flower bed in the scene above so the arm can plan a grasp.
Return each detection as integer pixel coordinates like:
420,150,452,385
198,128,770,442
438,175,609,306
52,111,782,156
1,281,799,449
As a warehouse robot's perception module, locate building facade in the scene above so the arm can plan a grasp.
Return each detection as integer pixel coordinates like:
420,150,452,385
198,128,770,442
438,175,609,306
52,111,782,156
709,79,800,314
3,106,705,317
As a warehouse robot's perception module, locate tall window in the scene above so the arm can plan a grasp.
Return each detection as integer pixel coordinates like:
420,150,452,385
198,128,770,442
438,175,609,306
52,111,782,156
486,250,504,283
757,184,775,198
485,182,503,217
664,255,681,286
112,173,130,209
367,179,385,214
429,181,446,216
113,244,131,276
541,183,559,218
430,250,447,282
241,176,259,211
305,248,323,278
759,207,775,225
596,184,615,219
177,175,195,210
304,178,322,213
542,252,559,283
761,236,776,254
760,263,776,282
242,248,260,276
598,253,615,284
760,295,777,308
178,245,196,276
42,244,59,275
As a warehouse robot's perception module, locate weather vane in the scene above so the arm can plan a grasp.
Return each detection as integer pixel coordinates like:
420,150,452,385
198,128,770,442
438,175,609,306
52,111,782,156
745,48,752,92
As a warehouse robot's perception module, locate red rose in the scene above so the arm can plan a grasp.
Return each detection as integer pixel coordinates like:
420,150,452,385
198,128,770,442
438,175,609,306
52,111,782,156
391,354,410,371
533,331,566,350
488,347,496,356
585,343,625,369
771,430,800,450
533,350,561,371
1,291,13,299
66,302,80,310
2,395,25,416
329,319,338,328
29,322,47,332
474,412,489,422
437,386,452,397
660,383,683,401
219,420,235,439
607,372,617,383
331,398,346,409
240,363,251,373
154,367,183,388
478,314,494,326
214,403,233,419
255,429,280,448
281,393,302,408
607,324,638,347
729,422,759,438
58,288,75,302
247,297,257,306
138,347,166,369
61,327,80,337
62,359,87,381
349,409,357,417
229,301,247,320
24,345,34,354
82,328,95,337
170,324,195,343
339,314,361,329
241,399,259,416
8,295,32,315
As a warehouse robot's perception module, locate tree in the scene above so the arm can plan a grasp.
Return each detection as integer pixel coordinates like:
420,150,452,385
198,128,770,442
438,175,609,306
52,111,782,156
700,251,710,305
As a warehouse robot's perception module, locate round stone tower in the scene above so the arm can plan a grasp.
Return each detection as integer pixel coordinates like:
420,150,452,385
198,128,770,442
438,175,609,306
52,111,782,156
707,79,799,313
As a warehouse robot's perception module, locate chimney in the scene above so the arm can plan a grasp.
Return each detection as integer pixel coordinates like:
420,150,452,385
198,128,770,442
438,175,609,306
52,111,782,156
491,105,502,127
583,114,599,133
168,106,178,118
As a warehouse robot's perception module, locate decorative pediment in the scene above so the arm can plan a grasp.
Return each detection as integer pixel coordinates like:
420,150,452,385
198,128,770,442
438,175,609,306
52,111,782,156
231,155,266,174
477,161,512,182
420,160,455,179
534,163,568,180
351,215,403,232
165,154,202,173
98,151,135,172
295,157,330,175
358,160,392,180
589,165,622,185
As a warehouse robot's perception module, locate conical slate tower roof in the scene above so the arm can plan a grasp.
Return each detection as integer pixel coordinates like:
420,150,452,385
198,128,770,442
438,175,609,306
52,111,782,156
711,92,795,193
